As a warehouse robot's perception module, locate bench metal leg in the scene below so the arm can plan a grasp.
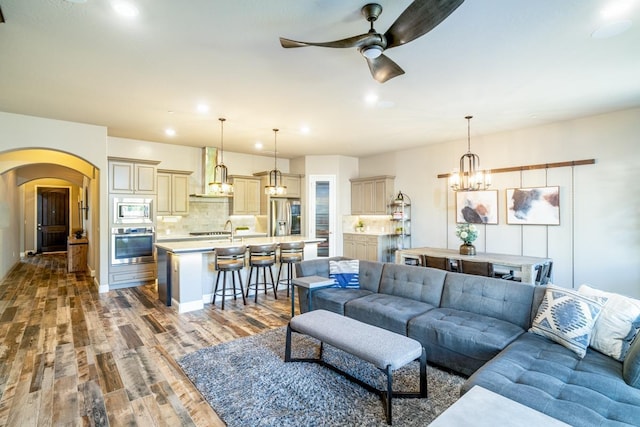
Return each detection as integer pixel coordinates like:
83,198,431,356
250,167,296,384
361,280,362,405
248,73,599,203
285,325,428,425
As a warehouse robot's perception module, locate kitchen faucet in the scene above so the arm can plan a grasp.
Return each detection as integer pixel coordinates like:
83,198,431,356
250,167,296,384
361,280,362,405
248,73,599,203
224,219,234,242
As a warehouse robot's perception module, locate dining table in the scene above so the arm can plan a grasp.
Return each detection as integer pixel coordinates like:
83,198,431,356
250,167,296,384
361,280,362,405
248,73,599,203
395,247,552,284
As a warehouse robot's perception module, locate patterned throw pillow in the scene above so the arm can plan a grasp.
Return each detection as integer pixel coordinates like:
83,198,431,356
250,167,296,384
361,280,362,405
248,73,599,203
530,285,606,358
579,284,640,361
329,260,359,288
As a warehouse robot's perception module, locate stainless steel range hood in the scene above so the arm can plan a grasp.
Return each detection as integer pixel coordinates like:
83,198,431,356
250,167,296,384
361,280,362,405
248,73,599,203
190,147,232,197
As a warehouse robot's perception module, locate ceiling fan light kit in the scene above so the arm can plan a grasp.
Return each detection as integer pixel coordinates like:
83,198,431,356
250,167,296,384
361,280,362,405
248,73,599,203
279,0,465,83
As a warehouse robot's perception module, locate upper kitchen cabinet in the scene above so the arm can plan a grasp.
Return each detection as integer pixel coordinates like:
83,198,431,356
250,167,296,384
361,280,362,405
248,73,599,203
109,157,160,194
253,172,303,199
157,169,192,216
350,176,395,215
229,176,261,215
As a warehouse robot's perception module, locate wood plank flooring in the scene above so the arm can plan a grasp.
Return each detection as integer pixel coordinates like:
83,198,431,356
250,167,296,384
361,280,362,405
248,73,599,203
0,254,292,426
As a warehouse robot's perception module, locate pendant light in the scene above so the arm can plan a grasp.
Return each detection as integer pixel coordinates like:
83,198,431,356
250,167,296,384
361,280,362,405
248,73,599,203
209,118,234,195
450,115,491,191
264,128,287,196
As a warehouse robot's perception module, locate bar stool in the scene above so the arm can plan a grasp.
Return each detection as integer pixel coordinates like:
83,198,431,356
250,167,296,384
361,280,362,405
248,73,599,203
212,245,246,310
276,241,304,297
246,243,278,302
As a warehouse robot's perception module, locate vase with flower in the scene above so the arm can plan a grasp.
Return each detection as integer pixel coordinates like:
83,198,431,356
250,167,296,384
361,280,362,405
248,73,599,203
455,223,478,255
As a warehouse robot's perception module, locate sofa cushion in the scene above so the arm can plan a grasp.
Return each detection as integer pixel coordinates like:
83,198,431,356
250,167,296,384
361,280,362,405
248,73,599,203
408,308,525,375
441,272,536,330
463,332,640,427
578,284,640,361
344,293,435,335
378,263,445,306
623,332,640,389
329,259,359,288
530,285,606,358
309,288,373,315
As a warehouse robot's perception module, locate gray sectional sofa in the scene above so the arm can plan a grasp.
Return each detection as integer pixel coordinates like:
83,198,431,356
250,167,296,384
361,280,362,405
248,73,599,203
295,257,640,427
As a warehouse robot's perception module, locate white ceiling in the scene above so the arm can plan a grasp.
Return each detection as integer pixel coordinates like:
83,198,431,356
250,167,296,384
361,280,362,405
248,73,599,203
0,0,638,159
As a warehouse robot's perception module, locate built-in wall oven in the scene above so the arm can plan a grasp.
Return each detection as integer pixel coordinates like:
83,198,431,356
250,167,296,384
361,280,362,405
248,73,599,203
111,226,155,265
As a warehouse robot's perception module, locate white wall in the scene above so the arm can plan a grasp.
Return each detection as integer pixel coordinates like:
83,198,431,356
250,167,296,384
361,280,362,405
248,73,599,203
0,111,108,287
359,108,640,297
0,170,18,278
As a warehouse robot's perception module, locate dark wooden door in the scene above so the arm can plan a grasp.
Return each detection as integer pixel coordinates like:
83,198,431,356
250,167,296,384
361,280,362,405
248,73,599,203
37,187,69,253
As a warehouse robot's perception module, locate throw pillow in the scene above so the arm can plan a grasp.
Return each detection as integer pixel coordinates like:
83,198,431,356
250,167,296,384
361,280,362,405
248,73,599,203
530,284,606,358
329,260,359,288
623,333,640,389
578,284,640,361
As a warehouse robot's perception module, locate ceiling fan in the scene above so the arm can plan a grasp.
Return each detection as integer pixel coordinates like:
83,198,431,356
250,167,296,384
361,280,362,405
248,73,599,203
279,0,464,83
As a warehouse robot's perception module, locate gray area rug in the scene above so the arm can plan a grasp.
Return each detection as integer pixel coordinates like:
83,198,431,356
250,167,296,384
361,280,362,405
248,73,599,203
178,327,466,426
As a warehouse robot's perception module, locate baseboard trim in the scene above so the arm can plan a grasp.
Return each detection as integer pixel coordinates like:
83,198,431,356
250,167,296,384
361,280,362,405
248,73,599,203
174,299,204,313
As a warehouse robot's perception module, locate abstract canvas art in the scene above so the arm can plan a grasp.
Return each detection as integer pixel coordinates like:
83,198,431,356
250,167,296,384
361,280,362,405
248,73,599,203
506,186,560,225
456,190,498,224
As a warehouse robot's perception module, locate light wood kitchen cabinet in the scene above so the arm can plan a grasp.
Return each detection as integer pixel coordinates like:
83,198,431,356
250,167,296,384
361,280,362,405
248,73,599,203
350,176,394,215
281,175,302,198
157,169,192,215
343,233,388,262
230,176,261,215
109,157,160,194
108,263,157,288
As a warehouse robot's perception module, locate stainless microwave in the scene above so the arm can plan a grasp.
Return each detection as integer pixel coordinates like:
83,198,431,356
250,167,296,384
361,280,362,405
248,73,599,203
113,197,153,224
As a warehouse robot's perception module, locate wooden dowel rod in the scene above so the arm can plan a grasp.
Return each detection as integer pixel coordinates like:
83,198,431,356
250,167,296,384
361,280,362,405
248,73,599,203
437,159,595,179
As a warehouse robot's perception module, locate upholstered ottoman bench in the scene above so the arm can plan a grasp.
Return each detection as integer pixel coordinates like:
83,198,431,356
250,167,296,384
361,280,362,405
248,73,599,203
284,309,427,425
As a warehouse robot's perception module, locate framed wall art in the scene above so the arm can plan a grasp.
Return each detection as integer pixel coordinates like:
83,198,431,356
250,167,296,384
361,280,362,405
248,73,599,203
506,186,560,225
456,190,498,224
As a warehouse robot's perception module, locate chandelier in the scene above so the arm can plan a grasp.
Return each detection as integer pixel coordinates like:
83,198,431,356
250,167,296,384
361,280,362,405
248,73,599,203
209,118,234,195
264,128,287,196
450,115,491,191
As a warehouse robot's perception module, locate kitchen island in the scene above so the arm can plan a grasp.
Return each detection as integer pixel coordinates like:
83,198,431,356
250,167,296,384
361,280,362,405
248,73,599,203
155,236,325,313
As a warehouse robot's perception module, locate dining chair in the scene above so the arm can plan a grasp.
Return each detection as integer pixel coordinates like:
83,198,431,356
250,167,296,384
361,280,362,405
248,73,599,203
423,255,453,271
458,260,494,277
536,262,553,285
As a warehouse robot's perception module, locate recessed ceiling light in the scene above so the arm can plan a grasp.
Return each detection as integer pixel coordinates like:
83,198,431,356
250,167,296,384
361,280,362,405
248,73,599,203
112,1,139,18
592,19,632,38
601,0,634,19
165,128,176,137
255,141,263,150
196,104,209,114
300,126,310,134
364,93,379,105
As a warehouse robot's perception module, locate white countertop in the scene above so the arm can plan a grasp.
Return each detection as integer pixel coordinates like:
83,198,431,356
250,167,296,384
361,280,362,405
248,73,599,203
343,232,396,236
156,235,325,253
156,232,267,242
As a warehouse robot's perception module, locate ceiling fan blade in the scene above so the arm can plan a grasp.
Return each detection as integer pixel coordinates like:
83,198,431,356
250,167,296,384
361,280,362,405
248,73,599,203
280,33,375,49
366,54,405,83
0,5,5,23
384,0,464,49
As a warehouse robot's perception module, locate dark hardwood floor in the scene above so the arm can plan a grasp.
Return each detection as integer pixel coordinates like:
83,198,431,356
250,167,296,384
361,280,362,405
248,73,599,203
0,253,292,426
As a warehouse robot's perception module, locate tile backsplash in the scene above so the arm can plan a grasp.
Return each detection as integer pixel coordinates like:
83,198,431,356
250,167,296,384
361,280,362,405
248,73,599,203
156,198,263,236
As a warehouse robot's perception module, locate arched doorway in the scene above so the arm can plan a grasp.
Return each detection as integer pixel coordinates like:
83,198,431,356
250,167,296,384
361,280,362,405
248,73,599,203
0,148,101,283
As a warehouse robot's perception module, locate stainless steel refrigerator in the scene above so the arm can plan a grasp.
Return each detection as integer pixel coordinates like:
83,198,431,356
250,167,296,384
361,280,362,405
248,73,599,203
269,198,301,236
